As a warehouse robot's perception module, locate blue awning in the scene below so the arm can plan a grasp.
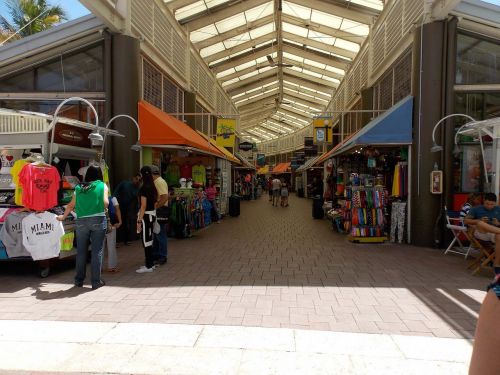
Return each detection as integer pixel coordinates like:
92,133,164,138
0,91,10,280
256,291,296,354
333,96,413,156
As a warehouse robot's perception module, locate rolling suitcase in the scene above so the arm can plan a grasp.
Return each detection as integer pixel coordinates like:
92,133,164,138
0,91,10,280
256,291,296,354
312,196,324,219
229,195,240,217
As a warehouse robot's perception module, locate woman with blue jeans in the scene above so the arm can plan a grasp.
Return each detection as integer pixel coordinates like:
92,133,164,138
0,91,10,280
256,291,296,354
58,166,109,290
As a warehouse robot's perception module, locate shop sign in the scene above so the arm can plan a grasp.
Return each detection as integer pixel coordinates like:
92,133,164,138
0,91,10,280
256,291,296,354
313,118,333,144
52,124,91,148
256,154,266,166
239,141,253,151
216,118,236,148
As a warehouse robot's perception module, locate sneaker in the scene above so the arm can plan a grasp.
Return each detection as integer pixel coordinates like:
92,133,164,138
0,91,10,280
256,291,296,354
153,258,167,266
92,280,105,290
136,266,154,273
74,281,83,287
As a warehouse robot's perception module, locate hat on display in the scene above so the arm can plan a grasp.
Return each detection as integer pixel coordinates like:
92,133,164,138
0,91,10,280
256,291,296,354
150,165,160,175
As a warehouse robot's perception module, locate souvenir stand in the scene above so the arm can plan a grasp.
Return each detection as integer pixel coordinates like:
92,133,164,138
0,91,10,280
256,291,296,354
0,108,123,276
318,96,413,244
137,101,229,238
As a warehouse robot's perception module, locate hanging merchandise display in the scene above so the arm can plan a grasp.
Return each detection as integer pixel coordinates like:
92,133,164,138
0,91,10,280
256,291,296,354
0,106,124,277
323,147,409,244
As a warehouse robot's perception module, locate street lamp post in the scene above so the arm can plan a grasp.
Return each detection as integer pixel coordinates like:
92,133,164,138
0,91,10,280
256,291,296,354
48,97,101,164
430,113,475,153
99,114,141,162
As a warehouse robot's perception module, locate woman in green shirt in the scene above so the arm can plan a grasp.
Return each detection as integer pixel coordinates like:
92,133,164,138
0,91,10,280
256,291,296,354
58,166,108,290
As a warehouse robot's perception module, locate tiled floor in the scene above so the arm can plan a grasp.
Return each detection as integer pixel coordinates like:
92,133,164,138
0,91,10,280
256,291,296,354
0,194,489,338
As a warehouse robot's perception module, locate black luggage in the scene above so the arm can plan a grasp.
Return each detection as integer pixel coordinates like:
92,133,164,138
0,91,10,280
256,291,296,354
297,188,304,198
312,196,324,219
229,195,240,217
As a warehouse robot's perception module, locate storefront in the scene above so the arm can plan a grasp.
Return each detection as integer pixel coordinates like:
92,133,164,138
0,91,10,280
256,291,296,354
295,156,323,198
137,101,231,236
233,153,256,200
317,96,413,244
0,107,123,276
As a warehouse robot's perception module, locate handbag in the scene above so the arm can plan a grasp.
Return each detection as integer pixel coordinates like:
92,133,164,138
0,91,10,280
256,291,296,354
156,205,170,222
153,219,161,234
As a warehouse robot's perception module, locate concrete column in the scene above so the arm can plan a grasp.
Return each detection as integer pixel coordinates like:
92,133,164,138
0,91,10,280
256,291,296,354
109,34,141,187
410,21,446,247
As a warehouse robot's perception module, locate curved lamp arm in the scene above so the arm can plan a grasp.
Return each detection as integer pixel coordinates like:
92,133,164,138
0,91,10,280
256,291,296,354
431,113,475,152
100,114,141,159
48,97,99,164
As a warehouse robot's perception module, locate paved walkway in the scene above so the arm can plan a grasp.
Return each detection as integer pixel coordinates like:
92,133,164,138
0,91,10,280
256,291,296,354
0,194,489,373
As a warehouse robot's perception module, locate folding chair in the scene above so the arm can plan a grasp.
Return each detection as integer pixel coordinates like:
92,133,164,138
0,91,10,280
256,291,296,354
467,234,496,275
444,206,473,258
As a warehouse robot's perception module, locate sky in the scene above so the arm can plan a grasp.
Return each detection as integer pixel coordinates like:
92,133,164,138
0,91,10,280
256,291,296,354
0,0,90,25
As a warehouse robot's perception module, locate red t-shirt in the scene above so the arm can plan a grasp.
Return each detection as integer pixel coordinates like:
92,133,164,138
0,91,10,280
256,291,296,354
18,164,60,211
180,164,192,179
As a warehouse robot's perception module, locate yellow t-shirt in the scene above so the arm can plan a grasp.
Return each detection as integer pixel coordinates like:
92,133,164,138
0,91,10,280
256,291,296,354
10,159,28,206
154,176,168,196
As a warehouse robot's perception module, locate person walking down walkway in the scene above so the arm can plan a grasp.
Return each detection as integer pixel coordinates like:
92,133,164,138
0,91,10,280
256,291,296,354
280,179,289,207
57,166,108,290
271,176,281,207
267,176,273,202
136,166,158,273
206,180,220,223
151,165,169,266
113,173,141,246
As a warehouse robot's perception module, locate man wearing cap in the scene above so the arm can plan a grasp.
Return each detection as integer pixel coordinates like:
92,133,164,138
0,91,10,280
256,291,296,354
150,165,169,265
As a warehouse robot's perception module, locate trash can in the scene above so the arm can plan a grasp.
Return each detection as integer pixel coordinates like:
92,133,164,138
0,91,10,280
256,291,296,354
229,195,240,217
312,195,324,219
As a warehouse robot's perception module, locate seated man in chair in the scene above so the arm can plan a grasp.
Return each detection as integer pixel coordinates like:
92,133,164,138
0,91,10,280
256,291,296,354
464,192,500,275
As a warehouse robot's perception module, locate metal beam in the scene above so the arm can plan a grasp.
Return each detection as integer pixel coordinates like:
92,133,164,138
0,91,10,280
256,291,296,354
282,80,332,100
237,96,279,112
257,124,283,135
287,0,376,25
233,83,280,102
283,87,329,105
235,89,279,107
269,116,304,128
217,61,272,82
281,30,356,60
275,106,312,122
283,91,323,107
282,92,323,110
210,45,275,73
278,102,314,120
283,42,350,71
225,69,278,92
283,68,338,89
167,0,199,12
182,0,270,31
204,32,276,64
194,14,274,50
281,14,364,47
283,58,343,81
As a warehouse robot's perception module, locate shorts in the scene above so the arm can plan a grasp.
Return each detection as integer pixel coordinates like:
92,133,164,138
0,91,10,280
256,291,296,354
281,189,288,197
272,189,280,197
474,230,496,243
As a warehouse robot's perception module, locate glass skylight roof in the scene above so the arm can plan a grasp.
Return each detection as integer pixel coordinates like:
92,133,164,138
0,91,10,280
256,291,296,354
171,0,383,142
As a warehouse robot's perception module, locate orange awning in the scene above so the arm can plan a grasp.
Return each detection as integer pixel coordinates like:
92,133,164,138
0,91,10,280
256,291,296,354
138,101,225,157
196,130,241,165
273,162,291,174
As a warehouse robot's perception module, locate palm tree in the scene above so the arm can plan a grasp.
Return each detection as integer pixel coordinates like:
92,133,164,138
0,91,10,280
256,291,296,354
0,0,67,43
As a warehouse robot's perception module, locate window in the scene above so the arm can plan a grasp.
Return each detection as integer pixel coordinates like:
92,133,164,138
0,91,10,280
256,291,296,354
0,44,104,93
457,33,500,85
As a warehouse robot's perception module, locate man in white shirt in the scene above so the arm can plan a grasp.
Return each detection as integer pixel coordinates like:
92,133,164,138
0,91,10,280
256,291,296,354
150,165,169,265
271,176,281,207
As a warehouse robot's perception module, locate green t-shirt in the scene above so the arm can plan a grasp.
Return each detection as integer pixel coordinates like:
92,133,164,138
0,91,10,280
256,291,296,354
75,180,105,218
